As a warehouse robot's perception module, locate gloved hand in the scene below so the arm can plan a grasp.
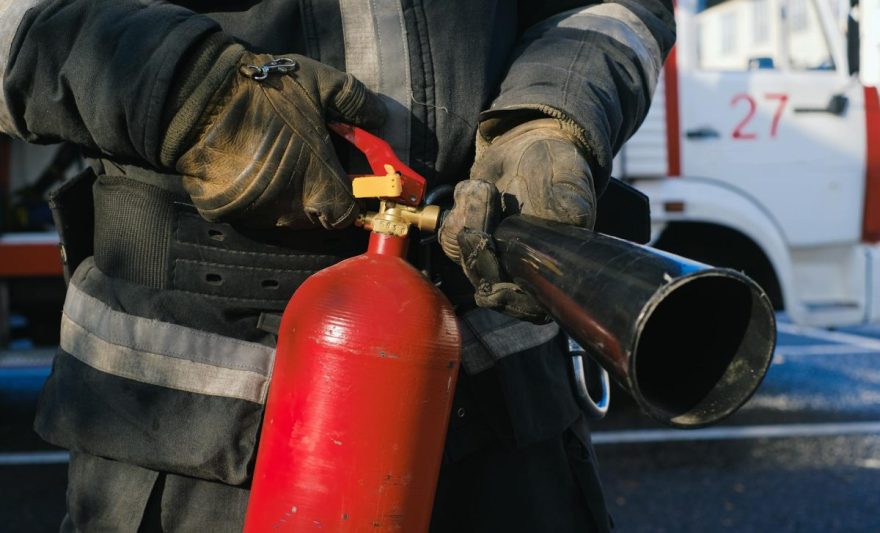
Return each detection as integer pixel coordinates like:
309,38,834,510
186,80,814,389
160,43,385,229
439,118,597,322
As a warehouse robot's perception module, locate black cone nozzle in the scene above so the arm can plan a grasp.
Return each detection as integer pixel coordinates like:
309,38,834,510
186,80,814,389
494,215,777,428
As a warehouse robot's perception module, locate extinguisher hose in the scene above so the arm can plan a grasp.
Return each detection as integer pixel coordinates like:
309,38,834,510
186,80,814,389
417,185,454,282
424,184,454,207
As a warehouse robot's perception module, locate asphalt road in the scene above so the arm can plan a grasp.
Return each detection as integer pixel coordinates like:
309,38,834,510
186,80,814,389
591,317,880,532
1,315,879,532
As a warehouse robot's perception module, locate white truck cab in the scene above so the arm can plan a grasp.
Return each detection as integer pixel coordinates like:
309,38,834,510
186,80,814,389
620,0,880,327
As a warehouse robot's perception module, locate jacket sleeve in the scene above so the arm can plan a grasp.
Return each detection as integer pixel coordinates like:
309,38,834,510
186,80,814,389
484,0,676,191
0,0,225,167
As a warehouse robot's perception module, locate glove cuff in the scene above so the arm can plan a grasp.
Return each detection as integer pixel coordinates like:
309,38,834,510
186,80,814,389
159,35,244,168
475,106,592,168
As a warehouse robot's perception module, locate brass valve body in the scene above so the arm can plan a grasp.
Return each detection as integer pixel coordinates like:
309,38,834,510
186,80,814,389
351,166,441,237
357,202,441,237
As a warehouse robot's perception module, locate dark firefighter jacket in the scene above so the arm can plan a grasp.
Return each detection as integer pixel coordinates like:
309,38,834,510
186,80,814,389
0,1,674,531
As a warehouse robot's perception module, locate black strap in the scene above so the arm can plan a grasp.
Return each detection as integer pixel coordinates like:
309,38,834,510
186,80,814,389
48,167,97,284
257,313,282,336
91,172,365,307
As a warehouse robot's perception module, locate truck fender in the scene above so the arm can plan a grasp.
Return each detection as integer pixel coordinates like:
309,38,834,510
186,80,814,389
634,177,805,322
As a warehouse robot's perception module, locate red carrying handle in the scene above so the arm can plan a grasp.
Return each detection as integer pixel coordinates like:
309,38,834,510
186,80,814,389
328,122,427,207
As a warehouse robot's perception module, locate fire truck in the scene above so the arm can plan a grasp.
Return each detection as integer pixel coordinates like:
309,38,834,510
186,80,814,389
620,0,880,327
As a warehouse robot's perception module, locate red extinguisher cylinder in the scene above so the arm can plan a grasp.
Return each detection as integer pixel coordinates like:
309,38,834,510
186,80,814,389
244,232,461,532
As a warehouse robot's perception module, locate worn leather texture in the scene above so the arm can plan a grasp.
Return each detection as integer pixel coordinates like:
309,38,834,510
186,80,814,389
173,50,385,229
439,119,596,322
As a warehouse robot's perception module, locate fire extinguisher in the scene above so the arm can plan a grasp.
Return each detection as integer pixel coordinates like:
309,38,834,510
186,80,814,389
243,124,461,532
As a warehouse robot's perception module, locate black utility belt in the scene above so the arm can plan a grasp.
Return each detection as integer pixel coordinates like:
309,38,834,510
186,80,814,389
54,169,367,306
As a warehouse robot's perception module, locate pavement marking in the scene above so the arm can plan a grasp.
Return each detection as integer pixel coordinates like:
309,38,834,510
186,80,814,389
858,458,880,469
0,231,60,245
3,422,877,461
0,451,69,466
0,348,56,369
591,421,880,445
774,344,880,357
776,323,880,351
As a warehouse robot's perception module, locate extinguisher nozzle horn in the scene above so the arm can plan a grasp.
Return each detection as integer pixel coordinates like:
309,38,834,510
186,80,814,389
495,215,777,428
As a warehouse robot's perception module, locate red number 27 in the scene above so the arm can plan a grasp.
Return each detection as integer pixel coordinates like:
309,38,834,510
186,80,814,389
731,93,788,140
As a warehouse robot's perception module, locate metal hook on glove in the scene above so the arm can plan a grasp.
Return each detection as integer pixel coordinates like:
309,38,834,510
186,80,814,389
243,57,298,80
567,335,610,419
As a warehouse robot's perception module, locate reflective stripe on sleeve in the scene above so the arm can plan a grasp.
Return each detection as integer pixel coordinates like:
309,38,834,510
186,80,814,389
0,0,41,137
555,3,663,96
60,282,275,403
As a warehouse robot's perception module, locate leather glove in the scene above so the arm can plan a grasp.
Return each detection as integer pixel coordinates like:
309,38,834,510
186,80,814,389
161,44,385,229
439,118,597,322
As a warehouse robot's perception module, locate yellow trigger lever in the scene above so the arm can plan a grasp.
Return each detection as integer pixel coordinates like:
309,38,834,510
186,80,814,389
351,164,404,199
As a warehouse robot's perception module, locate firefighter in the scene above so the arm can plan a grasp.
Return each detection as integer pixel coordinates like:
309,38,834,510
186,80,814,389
0,1,674,531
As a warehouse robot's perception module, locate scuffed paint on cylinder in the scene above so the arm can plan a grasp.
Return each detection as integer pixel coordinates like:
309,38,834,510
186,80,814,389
244,233,460,532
